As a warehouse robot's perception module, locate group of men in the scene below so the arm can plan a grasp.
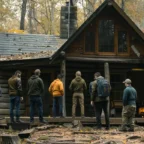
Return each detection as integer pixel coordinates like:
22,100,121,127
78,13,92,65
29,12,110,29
8,69,46,123
7,69,137,132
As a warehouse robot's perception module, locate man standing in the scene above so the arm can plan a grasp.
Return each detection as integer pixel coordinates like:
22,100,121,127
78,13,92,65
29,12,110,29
69,71,87,118
49,74,64,117
8,70,23,123
119,79,137,132
89,75,97,117
27,69,46,123
91,72,110,130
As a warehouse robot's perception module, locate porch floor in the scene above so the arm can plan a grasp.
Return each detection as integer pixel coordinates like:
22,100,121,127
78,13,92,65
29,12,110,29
0,117,144,126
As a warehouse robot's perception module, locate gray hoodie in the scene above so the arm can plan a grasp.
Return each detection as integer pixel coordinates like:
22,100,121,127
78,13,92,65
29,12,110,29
27,75,44,96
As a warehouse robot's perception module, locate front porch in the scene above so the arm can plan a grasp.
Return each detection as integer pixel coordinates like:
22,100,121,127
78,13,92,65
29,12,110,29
0,117,144,127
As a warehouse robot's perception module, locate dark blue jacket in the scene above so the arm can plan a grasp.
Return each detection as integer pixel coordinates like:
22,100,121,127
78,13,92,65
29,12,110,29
123,86,137,106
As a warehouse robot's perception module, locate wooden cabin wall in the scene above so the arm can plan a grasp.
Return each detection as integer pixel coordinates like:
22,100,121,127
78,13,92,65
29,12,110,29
65,6,144,58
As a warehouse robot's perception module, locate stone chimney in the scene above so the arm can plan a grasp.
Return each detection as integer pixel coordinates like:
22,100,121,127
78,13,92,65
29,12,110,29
60,2,77,39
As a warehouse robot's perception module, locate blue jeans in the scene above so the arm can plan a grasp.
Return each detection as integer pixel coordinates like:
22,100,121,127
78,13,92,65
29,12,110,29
30,96,43,122
53,96,63,117
10,96,20,121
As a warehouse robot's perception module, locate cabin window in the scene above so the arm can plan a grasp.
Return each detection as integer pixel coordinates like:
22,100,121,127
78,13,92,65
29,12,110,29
98,20,114,52
85,31,95,52
118,31,128,52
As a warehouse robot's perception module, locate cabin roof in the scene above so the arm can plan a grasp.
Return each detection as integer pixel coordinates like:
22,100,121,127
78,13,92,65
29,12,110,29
0,33,67,61
50,0,144,62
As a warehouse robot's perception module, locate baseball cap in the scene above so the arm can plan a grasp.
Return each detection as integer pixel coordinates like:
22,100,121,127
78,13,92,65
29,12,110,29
123,79,132,84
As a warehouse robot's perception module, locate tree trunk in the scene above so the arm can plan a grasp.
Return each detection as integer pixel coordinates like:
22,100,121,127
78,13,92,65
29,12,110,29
61,59,66,116
20,0,28,30
121,0,125,11
28,0,33,33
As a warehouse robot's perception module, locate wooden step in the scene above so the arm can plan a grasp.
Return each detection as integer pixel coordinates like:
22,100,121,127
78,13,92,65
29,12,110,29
0,109,25,115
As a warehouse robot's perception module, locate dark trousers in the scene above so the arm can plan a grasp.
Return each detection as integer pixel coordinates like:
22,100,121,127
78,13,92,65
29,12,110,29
53,96,63,117
94,101,110,128
30,96,43,122
10,96,20,121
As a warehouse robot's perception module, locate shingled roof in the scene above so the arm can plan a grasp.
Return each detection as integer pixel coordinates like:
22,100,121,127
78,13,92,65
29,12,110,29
0,33,67,61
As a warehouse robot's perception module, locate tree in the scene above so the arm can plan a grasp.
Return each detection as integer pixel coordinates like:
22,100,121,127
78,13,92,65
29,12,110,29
20,0,28,30
121,0,125,10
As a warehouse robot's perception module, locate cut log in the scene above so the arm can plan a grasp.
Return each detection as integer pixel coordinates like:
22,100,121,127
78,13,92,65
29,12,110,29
18,128,35,139
0,94,9,97
0,79,8,84
0,84,8,88
36,124,58,131
0,97,10,103
1,88,8,94
0,135,21,144
0,103,25,109
0,109,25,115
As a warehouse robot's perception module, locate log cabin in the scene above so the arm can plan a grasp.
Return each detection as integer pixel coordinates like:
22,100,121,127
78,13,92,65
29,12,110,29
0,0,144,122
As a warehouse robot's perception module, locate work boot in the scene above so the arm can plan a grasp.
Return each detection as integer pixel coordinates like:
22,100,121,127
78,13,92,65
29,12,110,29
10,119,16,123
127,126,134,132
16,119,24,123
119,126,127,132
40,120,47,124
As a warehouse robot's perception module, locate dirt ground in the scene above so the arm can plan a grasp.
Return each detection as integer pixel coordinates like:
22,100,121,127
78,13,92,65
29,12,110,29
1,124,144,144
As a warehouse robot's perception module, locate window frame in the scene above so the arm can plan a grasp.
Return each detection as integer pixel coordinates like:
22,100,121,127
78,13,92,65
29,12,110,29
83,19,130,56
96,19,116,56
84,23,97,54
116,28,130,56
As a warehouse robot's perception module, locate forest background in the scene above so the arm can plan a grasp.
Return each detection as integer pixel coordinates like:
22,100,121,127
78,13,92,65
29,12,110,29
0,0,144,35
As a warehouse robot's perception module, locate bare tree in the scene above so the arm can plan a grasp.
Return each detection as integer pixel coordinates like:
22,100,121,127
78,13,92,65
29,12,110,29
121,0,125,10
20,0,28,30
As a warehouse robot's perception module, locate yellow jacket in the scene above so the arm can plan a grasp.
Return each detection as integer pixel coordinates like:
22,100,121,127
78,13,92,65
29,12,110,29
49,79,64,97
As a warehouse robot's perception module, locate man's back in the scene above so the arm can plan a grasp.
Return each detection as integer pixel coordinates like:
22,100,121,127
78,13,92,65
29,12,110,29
27,75,44,96
8,76,22,96
69,76,87,93
123,86,137,106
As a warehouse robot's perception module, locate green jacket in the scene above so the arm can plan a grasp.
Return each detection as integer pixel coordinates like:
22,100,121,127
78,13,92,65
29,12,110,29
123,86,137,106
27,75,44,96
69,76,87,93
8,75,23,97
91,76,109,102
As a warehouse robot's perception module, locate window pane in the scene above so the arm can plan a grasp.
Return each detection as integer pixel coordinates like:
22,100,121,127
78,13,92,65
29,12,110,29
85,32,95,52
98,20,114,52
118,31,127,52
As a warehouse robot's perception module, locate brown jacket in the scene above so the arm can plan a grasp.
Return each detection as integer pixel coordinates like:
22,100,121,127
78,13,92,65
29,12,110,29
8,75,23,96
69,76,87,93
49,79,64,97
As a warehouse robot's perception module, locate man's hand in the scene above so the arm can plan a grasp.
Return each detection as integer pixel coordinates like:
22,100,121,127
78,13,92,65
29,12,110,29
20,97,23,102
91,101,94,106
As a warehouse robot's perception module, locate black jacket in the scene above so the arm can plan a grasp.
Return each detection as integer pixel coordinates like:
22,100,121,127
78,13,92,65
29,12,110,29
27,75,44,96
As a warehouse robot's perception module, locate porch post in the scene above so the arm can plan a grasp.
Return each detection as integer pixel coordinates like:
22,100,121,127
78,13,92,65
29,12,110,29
61,59,66,117
104,62,110,114
104,62,110,83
